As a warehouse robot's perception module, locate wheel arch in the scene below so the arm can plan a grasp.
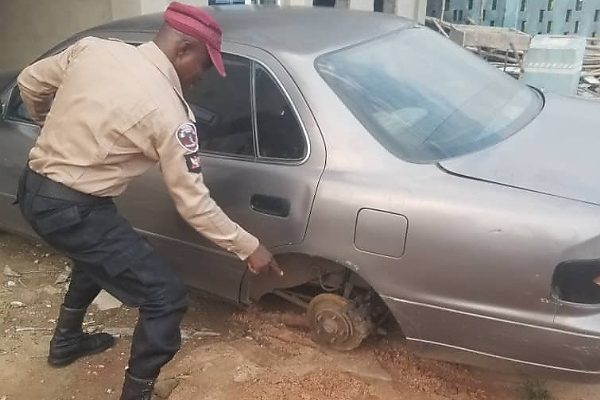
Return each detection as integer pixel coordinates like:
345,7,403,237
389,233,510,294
239,252,404,349
240,252,373,304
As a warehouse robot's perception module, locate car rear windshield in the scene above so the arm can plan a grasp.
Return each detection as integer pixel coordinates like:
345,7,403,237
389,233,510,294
315,27,543,163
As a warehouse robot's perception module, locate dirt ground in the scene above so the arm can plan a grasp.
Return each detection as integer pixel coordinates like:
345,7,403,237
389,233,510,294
0,232,599,400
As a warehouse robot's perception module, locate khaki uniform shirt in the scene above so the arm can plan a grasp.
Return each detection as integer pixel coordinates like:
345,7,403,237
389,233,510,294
17,36,259,260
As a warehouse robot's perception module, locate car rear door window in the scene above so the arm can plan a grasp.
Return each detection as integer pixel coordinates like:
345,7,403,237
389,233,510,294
254,65,306,161
186,55,254,158
186,55,307,162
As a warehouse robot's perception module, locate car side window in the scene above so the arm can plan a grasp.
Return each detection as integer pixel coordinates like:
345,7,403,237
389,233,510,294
254,65,306,160
186,55,254,157
5,87,33,123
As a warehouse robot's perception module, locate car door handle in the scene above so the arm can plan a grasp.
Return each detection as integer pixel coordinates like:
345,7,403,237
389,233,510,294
250,194,290,218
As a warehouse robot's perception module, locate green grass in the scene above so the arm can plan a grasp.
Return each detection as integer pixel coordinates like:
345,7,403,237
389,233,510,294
520,379,551,400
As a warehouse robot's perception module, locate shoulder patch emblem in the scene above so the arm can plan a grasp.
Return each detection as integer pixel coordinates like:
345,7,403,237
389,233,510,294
184,152,202,174
175,123,199,153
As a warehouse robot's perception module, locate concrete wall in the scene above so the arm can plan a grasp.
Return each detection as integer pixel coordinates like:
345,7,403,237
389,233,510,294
280,0,313,6
0,0,426,72
395,0,427,22
0,0,213,72
338,0,425,20
0,0,113,72
112,0,209,20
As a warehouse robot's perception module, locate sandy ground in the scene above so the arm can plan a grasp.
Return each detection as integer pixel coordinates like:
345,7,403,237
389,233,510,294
0,232,599,400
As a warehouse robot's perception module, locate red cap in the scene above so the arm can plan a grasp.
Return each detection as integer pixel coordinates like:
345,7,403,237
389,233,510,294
164,1,226,77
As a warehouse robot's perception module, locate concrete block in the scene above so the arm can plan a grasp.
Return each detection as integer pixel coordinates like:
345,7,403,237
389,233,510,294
92,290,123,311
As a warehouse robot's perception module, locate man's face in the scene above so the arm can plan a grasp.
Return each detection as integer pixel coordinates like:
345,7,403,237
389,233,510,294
174,40,213,91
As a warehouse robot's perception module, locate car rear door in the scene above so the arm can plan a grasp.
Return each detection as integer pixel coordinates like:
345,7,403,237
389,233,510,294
116,44,326,302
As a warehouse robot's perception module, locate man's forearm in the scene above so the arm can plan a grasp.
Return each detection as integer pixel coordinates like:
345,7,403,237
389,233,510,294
17,83,54,125
16,40,83,124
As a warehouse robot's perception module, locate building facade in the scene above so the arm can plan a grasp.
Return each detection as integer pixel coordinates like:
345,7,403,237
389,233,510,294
0,0,426,72
427,0,600,37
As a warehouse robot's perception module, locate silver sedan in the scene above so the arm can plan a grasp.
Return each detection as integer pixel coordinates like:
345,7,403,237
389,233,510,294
1,6,599,376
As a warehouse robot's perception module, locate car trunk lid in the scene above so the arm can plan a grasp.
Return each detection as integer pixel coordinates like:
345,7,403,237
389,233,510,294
438,94,600,206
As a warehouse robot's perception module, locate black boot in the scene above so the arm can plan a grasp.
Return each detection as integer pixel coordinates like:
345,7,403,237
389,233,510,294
48,305,115,367
120,371,155,400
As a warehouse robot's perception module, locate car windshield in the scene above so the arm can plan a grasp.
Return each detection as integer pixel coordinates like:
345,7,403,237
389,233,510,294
315,27,543,163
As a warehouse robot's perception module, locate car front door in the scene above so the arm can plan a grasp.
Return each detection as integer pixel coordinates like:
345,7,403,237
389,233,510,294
0,84,40,236
0,31,148,237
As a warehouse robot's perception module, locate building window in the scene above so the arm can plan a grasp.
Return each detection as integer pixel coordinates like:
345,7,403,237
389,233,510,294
521,20,527,31
468,0,473,10
459,9,464,20
445,0,450,10
547,0,554,11
566,9,572,22
520,0,526,12
576,0,583,11
490,20,496,26
539,9,544,22
313,0,336,6
483,9,487,21
453,9,458,21
492,0,497,10
595,9,599,22
593,32,597,37
575,20,580,33
547,20,552,33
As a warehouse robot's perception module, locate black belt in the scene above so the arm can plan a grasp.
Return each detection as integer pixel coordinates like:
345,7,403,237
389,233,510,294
24,166,112,205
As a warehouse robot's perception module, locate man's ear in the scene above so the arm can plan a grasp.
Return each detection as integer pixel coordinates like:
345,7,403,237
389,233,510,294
176,40,193,58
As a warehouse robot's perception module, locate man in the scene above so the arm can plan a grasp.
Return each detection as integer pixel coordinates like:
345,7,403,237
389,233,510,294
15,2,283,399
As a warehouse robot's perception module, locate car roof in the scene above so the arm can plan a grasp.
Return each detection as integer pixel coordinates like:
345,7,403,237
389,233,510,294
86,6,416,57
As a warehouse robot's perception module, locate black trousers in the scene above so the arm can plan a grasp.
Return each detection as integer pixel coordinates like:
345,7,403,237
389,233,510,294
16,167,189,379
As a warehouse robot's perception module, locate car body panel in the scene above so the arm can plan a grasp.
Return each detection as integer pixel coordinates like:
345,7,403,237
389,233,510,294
91,6,415,59
440,93,600,206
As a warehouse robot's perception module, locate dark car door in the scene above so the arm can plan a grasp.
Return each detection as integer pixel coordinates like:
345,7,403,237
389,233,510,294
0,85,40,236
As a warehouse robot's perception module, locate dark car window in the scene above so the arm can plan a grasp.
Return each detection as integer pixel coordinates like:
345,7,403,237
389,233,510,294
5,87,33,123
254,65,306,160
315,27,543,163
186,55,254,157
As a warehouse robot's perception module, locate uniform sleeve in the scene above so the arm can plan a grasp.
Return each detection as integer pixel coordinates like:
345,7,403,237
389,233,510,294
151,116,260,261
17,37,91,125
